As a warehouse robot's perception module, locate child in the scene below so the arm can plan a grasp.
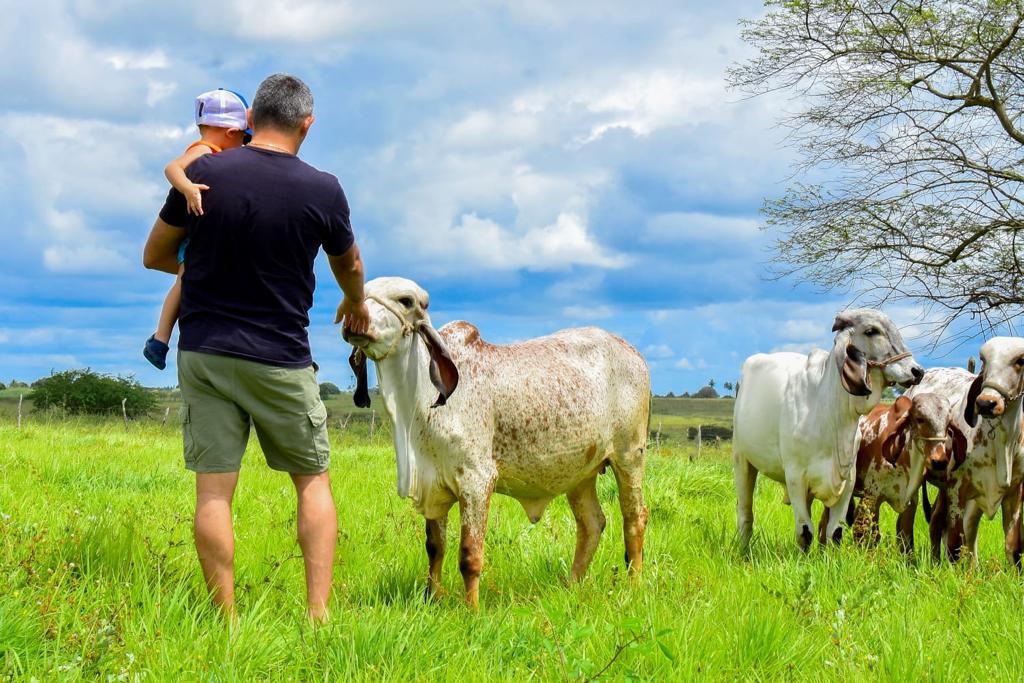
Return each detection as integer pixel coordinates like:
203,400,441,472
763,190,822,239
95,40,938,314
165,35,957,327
144,89,252,370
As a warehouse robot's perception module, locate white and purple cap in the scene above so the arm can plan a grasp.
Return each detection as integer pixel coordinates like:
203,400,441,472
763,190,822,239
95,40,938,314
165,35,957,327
194,88,252,134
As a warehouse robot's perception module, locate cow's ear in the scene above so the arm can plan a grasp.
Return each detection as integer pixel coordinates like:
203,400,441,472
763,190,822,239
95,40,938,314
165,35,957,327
948,424,970,469
832,312,855,333
882,395,913,457
963,372,984,427
418,324,459,408
889,395,912,430
837,343,872,397
349,347,371,408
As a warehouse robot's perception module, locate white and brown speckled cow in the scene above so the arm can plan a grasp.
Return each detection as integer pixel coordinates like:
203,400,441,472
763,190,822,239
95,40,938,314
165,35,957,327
908,338,1024,567
816,393,959,551
342,277,651,607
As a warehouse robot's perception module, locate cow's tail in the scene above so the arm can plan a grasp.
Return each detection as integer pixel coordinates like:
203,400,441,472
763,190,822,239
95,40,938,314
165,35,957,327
921,482,932,522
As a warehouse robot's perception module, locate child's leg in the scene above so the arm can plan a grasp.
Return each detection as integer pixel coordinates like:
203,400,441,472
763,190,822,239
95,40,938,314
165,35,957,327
155,267,184,344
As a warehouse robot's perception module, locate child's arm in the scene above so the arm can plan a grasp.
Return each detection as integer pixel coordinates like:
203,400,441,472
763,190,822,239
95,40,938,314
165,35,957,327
164,145,213,216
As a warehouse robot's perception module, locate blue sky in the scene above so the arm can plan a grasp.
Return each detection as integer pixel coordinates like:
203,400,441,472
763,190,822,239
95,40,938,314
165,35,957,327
0,0,985,394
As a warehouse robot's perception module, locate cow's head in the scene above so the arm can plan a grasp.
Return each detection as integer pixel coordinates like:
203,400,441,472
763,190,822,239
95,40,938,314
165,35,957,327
906,393,958,477
964,337,1024,426
831,309,924,396
342,276,459,408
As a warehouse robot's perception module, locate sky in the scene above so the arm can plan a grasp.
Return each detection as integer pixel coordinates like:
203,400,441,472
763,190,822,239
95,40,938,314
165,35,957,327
0,0,988,394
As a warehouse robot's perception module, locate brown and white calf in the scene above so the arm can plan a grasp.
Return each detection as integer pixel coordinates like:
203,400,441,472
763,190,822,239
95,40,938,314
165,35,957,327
909,338,1024,567
342,277,651,607
817,393,957,551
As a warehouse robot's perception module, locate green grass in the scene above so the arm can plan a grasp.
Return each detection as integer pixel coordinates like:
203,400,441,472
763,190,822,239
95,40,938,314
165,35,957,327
2,415,1023,681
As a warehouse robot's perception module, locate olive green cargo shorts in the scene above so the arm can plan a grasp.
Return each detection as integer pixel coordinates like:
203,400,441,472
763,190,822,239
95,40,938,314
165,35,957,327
177,351,330,474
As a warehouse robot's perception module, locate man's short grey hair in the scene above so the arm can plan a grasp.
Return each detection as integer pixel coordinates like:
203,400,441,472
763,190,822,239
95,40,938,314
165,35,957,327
252,73,314,132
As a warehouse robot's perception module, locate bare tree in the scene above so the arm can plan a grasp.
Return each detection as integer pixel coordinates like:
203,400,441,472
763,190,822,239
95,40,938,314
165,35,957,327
730,0,1024,339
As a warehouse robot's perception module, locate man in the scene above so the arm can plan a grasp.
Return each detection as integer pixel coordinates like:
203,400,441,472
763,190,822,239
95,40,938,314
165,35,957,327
143,73,370,622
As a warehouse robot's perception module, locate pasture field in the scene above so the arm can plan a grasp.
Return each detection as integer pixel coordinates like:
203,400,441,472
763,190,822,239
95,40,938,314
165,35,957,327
2,415,1024,681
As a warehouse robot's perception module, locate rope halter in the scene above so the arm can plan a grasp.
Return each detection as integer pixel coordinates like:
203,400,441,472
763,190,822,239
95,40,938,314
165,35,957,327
364,294,419,359
865,351,912,370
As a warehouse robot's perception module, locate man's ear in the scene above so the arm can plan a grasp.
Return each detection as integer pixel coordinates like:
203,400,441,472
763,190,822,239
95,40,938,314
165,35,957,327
300,114,315,138
349,347,370,408
246,108,254,131
418,324,459,407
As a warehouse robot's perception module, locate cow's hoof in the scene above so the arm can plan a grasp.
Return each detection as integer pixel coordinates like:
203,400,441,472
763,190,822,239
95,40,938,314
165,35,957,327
798,526,813,552
830,527,843,545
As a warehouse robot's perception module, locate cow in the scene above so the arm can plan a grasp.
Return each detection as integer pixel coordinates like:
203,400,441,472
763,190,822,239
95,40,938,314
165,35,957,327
909,338,1024,567
342,277,651,607
816,393,957,552
733,309,923,551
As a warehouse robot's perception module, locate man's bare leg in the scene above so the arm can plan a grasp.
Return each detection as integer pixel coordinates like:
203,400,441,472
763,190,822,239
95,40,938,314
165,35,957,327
291,472,337,622
194,472,240,618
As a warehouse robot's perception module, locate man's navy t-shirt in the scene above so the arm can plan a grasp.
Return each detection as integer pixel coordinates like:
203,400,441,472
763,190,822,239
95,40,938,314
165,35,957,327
159,146,354,368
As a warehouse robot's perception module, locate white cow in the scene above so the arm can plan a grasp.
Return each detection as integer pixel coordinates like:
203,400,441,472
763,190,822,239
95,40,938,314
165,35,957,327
910,338,1024,566
343,277,651,607
733,309,923,550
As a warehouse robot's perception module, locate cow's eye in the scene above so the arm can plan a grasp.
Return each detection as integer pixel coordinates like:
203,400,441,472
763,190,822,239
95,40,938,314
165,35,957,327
864,328,880,337
1015,357,1024,369
397,296,414,309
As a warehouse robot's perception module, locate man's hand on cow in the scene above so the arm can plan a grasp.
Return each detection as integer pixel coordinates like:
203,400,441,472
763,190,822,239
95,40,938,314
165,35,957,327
335,297,371,333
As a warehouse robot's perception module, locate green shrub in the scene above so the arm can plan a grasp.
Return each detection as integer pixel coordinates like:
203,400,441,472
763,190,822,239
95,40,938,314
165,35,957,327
31,369,157,418
319,382,342,400
693,385,720,399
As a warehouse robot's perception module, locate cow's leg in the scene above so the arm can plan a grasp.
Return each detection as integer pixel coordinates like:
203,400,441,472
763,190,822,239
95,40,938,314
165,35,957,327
458,490,492,609
734,454,758,551
896,493,917,556
784,473,813,552
566,475,606,583
611,457,648,574
930,487,948,563
823,483,856,546
960,499,982,568
817,507,830,546
424,514,449,601
1002,483,1023,569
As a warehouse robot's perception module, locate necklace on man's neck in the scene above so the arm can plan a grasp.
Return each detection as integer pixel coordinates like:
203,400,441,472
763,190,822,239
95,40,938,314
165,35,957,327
249,140,294,155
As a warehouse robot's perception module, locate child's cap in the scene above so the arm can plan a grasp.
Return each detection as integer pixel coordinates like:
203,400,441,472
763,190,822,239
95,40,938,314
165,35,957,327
194,89,252,134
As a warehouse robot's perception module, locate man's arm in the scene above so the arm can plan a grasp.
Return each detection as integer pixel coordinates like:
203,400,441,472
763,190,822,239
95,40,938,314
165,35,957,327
329,243,370,333
143,217,186,274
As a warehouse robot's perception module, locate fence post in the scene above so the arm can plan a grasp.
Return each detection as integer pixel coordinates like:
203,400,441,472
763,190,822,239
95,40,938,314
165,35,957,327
162,406,170,426
369,410,376,439
17,393,23,430
693,425,702,462
655,421,662,454
121,398,129,431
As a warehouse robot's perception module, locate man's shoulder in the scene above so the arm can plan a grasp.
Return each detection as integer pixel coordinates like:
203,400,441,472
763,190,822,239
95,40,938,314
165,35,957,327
294,158,342,191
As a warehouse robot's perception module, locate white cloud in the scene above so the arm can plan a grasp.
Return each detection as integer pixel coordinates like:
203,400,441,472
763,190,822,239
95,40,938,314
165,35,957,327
105,49,170,71
778,318,823,342
577,72,725,144
146,81,178,107
43,244,130,275
770,342,821,354
675,357,695,370
563,305,615,320
643,212,762,244
644,344,674,359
